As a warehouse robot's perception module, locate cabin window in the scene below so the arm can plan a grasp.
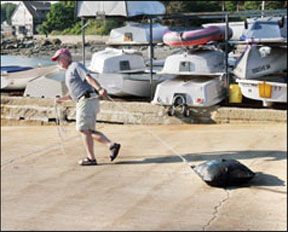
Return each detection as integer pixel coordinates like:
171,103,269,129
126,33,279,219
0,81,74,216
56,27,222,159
179,61,195,72
119,60,131,71
124,32,133,42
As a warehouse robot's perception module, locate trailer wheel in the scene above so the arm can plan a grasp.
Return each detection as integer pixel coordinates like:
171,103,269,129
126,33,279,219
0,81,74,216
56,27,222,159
184,108,190,117
167,107,175,116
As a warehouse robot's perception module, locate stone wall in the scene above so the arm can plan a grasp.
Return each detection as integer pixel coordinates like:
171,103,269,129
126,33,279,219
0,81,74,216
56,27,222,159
1,96,286,125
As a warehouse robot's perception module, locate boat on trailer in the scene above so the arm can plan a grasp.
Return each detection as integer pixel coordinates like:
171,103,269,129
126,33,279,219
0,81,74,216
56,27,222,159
152,47,226,116
88,47,174,98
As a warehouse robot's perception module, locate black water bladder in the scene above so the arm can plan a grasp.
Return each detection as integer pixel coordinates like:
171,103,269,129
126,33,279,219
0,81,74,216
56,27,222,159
192,159,255,187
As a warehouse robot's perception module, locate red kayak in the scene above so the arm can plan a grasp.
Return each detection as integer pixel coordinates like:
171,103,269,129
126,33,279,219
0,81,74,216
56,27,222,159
163,26,232,47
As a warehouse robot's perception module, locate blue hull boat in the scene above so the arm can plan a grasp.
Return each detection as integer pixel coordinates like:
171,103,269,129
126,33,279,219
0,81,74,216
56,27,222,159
1,65,34,74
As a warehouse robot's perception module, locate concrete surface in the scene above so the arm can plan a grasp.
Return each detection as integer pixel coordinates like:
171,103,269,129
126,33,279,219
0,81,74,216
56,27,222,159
1,123,287,231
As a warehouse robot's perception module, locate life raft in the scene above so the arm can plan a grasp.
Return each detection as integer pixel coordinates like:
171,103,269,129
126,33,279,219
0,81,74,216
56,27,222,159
163,26,232,47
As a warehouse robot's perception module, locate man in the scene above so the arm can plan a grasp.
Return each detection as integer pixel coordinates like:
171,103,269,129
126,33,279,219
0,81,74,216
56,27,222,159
52,48,121,166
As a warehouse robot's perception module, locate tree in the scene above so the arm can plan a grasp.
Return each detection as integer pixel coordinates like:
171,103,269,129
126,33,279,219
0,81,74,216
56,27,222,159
264,1,285,10
40,2,79,33
1,3,17,24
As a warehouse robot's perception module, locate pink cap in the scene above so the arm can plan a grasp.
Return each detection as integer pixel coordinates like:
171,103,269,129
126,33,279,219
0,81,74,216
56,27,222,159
51,48,71,61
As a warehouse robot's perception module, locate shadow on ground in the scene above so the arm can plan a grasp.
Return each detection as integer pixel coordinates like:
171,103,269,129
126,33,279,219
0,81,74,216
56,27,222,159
116,150,286,165
116,150,286,188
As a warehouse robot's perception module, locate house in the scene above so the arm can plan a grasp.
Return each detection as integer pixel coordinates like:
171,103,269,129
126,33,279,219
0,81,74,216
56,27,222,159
11,1,51,37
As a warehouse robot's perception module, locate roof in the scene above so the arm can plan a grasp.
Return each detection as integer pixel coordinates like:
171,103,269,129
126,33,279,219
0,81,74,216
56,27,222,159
76,1,165,18
22,1,51,21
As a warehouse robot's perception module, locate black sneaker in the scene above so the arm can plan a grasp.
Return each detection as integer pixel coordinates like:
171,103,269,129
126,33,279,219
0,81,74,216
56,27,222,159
110,143,121,162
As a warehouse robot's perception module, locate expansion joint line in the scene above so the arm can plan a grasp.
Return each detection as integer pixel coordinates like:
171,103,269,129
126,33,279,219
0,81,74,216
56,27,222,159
202,189,231,231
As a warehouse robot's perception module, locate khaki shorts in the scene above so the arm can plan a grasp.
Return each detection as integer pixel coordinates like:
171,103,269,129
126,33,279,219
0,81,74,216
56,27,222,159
76,97,100,131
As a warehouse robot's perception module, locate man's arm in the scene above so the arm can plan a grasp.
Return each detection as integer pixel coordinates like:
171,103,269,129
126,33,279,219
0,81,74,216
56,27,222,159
85,74,107,97
55,94,72,104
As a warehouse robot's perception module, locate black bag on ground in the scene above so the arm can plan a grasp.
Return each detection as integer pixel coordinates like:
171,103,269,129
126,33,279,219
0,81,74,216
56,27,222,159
192,159,255,187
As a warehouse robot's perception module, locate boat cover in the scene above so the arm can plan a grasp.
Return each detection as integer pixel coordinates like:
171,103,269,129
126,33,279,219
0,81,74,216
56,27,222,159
77,1,165,18
159,49,225,75
240,17,284,41
107,22,168,44
89,48,146,73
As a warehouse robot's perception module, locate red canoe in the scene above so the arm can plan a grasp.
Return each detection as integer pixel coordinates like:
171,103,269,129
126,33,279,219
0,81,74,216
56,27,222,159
163,26,232,47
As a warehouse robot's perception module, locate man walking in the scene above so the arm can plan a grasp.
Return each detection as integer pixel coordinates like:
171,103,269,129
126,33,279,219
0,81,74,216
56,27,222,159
52,48,121,166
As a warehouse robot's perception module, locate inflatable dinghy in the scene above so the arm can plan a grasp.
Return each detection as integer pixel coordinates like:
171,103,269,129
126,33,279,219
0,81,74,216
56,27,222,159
163,26,232,47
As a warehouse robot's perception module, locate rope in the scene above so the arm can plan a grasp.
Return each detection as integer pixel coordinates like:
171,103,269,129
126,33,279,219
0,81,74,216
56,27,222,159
53,95,192,169
105,95,191,166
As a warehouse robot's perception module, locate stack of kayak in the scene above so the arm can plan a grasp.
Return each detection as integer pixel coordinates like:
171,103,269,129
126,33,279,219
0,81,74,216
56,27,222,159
163,25,233,47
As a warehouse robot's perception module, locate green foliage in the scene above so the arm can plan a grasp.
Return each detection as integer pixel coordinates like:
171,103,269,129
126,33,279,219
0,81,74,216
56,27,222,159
39,2,79,34
35,0,286,36
264,1,285,10
163,1,222,13
225,1,237,11
243,1,262,10
36,23,49,36
62,21,82,35
1,3,17,24
161,0,286,12
84,19,123,35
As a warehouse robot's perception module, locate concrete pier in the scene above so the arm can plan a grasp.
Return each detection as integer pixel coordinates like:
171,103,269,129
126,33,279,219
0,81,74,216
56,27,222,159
1,96,286,125
1,123,286,230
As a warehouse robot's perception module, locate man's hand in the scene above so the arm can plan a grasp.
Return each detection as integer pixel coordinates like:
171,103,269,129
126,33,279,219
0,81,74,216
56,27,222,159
54,94,71,104
54,97,63,104
98,88,108,97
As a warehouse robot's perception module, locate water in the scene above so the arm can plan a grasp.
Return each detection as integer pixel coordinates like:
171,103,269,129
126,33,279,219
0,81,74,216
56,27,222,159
1,55,54,68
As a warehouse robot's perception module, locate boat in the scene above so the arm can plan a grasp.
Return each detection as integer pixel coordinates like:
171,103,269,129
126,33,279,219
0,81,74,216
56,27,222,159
88,47,174,98
152,47,226,115
163,26,232,47
107,22,168,45
24,69,67,98
230,16,287,107
240,16,286,42
1,65,33,74
233,44,287,79
158,47,225,75
152,75,225,115
1,65,58,90
236,74,287,107
203,22,244,41
203,16,287,42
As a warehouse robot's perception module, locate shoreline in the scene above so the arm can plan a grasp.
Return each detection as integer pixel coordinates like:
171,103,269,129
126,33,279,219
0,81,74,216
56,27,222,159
1,35,175,60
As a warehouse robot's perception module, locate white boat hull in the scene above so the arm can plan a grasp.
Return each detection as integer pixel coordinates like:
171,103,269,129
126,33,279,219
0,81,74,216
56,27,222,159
233,45,287,79
151,75,226,108
90,73,175,98
236,76,287,106
24,70,67,98
1,65,58,90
